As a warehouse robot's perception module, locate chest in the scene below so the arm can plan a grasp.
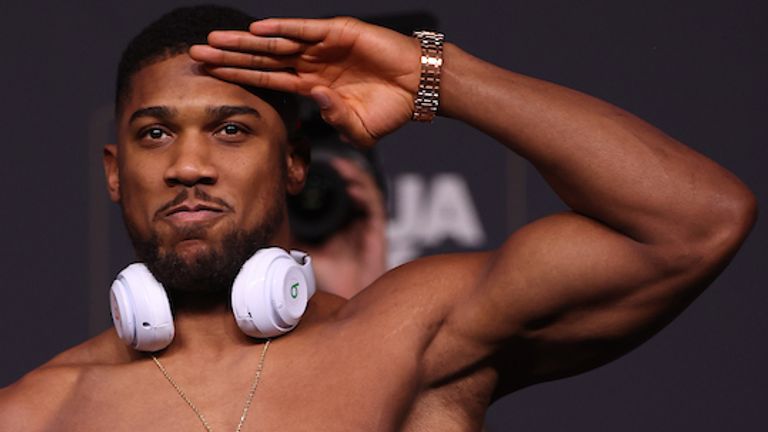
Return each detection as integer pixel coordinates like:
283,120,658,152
58,330,426,431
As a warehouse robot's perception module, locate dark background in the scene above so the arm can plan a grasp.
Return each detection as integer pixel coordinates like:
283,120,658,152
1,0,765,430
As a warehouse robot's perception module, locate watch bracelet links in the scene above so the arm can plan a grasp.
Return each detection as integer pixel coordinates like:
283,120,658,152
411,30,445,122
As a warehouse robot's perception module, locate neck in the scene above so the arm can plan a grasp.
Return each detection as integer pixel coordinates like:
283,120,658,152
161,290,257,357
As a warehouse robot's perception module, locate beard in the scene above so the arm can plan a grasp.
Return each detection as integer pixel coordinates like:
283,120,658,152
124,187,285,298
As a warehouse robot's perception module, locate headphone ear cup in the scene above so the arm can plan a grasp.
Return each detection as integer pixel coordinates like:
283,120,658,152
231,248,314,338
290,250,316,298
110,263,175,352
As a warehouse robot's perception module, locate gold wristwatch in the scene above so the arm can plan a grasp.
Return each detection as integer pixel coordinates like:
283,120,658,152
411,30,445,122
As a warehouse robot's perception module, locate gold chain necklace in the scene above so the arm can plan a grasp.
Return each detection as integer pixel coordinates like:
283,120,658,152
151,339,271,432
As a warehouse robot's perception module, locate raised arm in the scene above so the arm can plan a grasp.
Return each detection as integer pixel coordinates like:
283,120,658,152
189,17,756,390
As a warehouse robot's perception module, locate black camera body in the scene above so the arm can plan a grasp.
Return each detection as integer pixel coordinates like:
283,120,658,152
288,151,362,244
287,122,385,245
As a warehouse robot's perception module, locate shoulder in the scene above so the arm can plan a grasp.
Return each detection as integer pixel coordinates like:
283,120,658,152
0,361,83,430
343,252,493,315
330,251,494,344
0,330,135,431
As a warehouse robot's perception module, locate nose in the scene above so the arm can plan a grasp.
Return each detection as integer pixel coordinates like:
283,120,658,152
164,135,219,187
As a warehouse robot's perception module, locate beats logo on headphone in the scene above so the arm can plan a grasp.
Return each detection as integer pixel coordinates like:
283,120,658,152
109,247,316,352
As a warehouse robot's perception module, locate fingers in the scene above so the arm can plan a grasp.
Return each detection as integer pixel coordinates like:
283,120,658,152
204,66,303,93
189,30,304,68
188,29,315,93
310,86,375,147
249,18,336,42
190,45,290,70
206,30,306,55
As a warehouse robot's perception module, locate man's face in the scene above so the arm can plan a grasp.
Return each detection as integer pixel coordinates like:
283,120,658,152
104,54,305,292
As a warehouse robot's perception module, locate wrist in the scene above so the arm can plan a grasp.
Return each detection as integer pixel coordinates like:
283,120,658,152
437,43,494,121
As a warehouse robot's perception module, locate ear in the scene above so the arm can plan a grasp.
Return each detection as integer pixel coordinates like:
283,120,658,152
285,140,308,195
103,144,121,202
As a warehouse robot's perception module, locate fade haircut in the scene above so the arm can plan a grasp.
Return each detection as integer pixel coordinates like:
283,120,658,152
115,4,299,136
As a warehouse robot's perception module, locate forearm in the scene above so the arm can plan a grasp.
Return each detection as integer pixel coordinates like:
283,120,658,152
440,44,755,245
191,18,754,247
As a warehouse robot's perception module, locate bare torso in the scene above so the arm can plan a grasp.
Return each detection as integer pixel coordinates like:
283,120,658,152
2,277,500,432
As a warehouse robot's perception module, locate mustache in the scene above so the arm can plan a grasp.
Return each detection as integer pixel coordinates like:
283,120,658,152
154,188,234,220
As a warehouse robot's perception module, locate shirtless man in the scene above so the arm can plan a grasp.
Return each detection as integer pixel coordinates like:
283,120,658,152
0,5,756,431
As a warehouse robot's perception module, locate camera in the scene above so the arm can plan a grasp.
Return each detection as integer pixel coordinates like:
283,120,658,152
287,116,385,245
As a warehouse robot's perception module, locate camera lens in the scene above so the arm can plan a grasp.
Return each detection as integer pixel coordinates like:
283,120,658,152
288,160,359,244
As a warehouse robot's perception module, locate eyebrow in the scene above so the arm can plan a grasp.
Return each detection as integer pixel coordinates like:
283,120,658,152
128,106,177,124
206,105,262,121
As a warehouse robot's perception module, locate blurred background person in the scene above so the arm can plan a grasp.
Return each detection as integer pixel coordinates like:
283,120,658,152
287,12,438,299
288,106,389,299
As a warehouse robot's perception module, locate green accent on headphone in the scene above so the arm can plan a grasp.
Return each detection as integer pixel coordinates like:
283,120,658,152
290,282,300,299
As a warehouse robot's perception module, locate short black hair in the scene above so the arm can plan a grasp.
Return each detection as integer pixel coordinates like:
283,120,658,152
115,4,298,134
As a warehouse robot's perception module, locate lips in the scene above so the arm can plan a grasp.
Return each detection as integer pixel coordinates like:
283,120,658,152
163,202,226,224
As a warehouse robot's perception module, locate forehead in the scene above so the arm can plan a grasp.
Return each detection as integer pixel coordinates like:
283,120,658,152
119,54,284,129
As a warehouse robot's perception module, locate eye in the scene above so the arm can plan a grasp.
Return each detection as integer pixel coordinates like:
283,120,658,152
217,123,246,136
146,128,167,139
222,124,241,135
138,127,170,140
214,122,251,142
136,126,173,147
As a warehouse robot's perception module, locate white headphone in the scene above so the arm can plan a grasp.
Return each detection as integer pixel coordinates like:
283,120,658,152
109,247,316,352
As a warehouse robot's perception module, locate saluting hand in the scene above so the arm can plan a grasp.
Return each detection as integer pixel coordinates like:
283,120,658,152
189,17,422,147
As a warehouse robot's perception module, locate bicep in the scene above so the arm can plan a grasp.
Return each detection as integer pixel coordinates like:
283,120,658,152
436,212,711,386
